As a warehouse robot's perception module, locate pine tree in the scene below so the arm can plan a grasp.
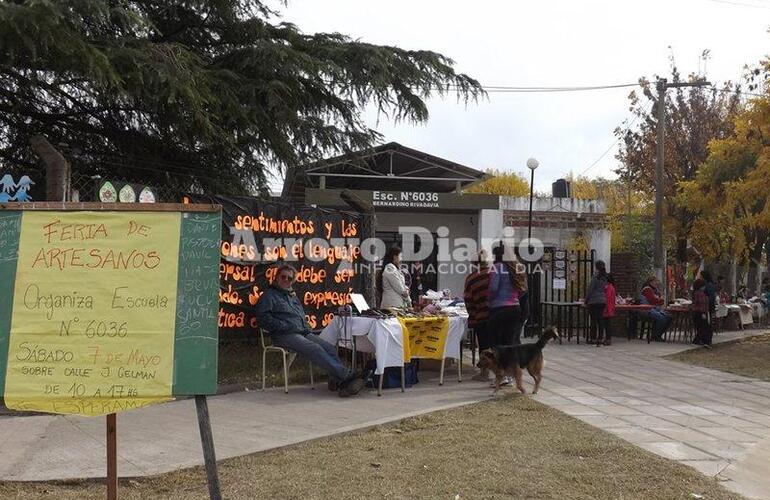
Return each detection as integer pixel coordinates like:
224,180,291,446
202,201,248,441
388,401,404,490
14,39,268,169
0,1,482,194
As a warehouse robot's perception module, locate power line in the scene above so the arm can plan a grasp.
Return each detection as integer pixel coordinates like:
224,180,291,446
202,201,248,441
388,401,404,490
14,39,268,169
716,87,767,98
704,0,770,8
580,103,653,176
448,82,640,93
576,83,768,177
445,81,767,98
580,139,620,177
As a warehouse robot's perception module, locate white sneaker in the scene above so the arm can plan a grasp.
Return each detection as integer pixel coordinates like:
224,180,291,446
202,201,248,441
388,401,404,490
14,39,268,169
489,376,513,388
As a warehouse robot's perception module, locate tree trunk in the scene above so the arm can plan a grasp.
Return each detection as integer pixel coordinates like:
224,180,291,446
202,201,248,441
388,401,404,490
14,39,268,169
676,238,688,263
746,267,757,296
729,257,737,300
29,135,70,201
747,237,765,295
765,238,770,269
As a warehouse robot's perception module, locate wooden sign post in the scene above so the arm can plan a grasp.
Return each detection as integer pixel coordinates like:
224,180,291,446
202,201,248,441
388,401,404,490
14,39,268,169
107,413,117,500
195,396,222,500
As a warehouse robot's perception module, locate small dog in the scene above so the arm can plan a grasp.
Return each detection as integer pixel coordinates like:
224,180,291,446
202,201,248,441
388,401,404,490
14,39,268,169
476,326,560,396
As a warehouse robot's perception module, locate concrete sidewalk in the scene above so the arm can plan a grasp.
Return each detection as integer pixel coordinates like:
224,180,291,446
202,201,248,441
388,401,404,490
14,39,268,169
0,330,768,499
531,331,770,499
0,366,489,481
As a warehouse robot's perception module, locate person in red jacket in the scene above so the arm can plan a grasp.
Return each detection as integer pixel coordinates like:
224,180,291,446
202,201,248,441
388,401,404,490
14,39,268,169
601,273,616,346
641,277,665,306
691,278,712,347
640,276,672,341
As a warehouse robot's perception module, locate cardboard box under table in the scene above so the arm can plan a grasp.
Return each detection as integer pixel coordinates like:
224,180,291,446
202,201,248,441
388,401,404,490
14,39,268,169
320,315,468,396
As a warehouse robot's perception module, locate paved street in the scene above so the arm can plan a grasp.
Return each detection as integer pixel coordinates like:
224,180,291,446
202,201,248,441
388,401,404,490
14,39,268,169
0,330,768,499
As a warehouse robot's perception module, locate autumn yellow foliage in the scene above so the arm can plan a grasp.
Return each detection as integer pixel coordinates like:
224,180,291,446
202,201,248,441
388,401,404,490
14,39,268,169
464,169,530,197
568,175,653,251
677,95,770,264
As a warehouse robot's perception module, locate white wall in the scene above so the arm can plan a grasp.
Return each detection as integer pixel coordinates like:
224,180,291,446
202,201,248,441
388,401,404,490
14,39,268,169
587,229,611,269
500,196,607,214
376,211,477,296
495,196,611,268
478,209,504,251
373,206,612,295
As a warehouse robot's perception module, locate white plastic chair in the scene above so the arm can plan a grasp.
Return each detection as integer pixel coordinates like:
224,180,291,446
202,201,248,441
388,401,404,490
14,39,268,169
260,329,314,393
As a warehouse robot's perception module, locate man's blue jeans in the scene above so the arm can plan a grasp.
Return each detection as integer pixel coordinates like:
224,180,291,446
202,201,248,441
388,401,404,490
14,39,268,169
649,308,672,340
271,333,351,382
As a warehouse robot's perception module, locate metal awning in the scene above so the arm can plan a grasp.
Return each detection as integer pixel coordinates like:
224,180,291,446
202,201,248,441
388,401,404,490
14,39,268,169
281,142,489,201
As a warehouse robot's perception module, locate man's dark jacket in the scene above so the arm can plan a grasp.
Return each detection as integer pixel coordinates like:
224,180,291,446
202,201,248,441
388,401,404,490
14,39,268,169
256,286,310,336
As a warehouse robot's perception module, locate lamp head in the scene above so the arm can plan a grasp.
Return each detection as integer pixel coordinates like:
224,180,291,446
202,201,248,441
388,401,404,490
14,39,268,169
527,158,539,170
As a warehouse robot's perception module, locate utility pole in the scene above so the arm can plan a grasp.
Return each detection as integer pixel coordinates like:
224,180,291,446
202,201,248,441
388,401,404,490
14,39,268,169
653,79,666,287
653,78,710,303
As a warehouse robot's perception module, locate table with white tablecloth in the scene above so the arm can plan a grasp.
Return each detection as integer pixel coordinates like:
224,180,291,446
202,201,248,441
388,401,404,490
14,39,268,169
715,303,754,328
747,300,766,321
738,303,755,325
319,315,468,378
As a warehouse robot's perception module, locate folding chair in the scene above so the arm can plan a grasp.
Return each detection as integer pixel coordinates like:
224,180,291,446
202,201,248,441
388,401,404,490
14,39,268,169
260,329,314,393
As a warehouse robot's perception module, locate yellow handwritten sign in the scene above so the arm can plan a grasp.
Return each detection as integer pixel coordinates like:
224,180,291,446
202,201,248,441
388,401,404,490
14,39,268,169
398,317,449,361
4,212,181,416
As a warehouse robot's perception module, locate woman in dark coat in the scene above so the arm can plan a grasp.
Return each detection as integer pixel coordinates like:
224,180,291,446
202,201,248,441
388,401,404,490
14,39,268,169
585,260,608,345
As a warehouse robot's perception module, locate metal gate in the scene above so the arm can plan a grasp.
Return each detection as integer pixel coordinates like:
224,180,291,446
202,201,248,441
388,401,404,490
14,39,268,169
529,249,595,339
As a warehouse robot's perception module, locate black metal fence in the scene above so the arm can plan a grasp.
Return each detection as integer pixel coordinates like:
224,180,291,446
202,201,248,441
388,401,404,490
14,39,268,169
534,249,596,341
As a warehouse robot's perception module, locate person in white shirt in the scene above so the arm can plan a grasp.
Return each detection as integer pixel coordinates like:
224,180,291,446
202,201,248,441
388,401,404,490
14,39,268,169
378,245,411,309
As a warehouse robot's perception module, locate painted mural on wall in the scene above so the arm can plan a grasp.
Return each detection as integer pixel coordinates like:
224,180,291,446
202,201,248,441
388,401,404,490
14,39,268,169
0,174,36,202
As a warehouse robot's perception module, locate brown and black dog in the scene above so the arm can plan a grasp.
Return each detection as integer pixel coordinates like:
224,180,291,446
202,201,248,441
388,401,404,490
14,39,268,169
476,326,560,396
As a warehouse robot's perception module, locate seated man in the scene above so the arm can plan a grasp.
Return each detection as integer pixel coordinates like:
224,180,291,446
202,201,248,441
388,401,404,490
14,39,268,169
256,264,365,397
640,276,672,341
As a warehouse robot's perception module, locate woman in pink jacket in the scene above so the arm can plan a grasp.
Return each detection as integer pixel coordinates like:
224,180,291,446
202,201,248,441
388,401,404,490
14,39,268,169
601,273,616,346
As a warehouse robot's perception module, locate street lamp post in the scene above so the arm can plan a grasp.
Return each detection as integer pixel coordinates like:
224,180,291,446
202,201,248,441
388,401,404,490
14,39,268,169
653,78,710,304
526,157,539,335
526,158,539,243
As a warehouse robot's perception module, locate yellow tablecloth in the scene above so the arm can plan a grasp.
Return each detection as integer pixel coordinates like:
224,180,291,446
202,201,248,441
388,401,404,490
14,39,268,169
397,316,449,361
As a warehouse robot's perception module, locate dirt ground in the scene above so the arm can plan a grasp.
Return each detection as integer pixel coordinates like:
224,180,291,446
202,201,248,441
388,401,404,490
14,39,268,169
667,333,770,381
217,338,319,387
0,395,741,500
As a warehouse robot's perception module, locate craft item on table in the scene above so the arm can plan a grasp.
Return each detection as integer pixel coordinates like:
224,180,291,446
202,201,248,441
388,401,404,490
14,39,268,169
423,289,444,300
361,308,392,319
422,303,441,315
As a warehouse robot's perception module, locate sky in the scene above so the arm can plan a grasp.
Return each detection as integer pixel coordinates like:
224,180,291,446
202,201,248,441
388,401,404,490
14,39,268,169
270,0,769,193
